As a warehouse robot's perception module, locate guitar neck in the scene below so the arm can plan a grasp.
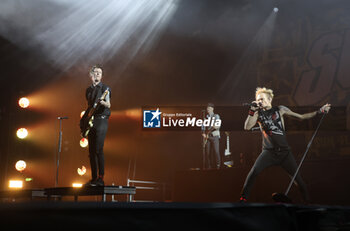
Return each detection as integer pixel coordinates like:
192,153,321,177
89,89,109,116
226,136,230,151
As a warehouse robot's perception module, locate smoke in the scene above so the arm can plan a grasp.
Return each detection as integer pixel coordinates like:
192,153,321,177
216,9,278,103
0,0,179,70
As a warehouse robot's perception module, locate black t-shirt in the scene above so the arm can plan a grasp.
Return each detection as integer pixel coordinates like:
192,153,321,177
257,106,289,150
85,82,111,117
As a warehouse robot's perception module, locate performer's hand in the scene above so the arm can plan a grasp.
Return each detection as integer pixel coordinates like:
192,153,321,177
202,133,207,138
99,100,107,106
250,101,260,111
319,103,331,114
99,100,111,108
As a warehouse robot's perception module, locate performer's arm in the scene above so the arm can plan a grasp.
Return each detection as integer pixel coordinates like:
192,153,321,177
99,91,111,108
213,114,221,130
244,102,259,130
279,104,331,120
100,100,111,108
203,114,221,137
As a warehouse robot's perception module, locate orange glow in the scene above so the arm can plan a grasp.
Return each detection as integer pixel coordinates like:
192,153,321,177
23,120,58,149
24,77,88,113
110,108,141,120
80,111,86,118
9,180,23,189
72,183,83,188
80,138,88,148
18,97,30,108
77,166,87,176
15,160,26,172
16,128,28,139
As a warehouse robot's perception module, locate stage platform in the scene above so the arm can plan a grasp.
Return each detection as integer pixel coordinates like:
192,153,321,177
0,186,136,202
0,201,349,230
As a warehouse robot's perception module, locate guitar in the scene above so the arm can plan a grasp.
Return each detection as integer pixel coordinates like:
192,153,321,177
80,89,109,137
223,131,233,167
224,131,231,156
202,127,216,148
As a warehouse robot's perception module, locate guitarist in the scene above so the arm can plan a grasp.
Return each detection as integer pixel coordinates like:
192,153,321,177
202,103,221,169
83,65,111,186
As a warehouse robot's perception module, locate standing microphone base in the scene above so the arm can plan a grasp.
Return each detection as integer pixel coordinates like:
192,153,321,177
272,192,293,203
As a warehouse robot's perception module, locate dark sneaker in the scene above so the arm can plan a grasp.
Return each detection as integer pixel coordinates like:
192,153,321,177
95,178,104,186
84,179,97,187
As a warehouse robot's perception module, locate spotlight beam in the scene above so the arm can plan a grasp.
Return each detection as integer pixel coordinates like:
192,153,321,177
0,0,179,70
217,9,278,103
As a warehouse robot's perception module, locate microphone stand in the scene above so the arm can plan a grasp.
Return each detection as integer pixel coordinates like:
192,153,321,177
55,116,68,187
272,112,327,203
201,110,206,170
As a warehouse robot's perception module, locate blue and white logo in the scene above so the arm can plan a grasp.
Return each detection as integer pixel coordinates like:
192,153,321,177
143,108,162,128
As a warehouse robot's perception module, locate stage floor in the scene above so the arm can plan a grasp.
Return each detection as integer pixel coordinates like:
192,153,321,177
0,201,349,230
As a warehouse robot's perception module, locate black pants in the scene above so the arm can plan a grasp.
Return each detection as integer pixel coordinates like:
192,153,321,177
204,136,221,169
88,118,108,180
241,149,309,202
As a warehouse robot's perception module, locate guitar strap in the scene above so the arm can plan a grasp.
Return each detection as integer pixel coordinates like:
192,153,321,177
91,84,109,107
91,86,100,106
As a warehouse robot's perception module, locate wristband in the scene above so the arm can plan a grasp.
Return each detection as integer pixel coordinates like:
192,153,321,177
248,109,256,116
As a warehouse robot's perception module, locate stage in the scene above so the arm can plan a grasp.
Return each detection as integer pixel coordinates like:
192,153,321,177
0,201,349,230
0,185,349,229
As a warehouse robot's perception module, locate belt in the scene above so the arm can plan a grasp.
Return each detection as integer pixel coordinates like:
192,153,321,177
94,115,108,119
264,147,290,152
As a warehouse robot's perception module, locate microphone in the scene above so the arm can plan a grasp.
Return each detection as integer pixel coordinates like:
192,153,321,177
57,116,69,120
242,102,261,107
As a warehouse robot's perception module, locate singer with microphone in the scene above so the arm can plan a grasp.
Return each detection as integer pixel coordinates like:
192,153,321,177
82,64,111,187
239,87,331,203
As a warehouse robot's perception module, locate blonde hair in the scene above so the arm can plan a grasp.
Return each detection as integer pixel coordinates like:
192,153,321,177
255,87,274,100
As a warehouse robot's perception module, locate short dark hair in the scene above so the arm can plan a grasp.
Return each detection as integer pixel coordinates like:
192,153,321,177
89,64,103,75
207,103,214,108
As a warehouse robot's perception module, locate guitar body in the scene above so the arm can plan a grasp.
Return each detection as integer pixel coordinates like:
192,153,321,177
202,127,215,148
80,107,94,138
203,135,208,148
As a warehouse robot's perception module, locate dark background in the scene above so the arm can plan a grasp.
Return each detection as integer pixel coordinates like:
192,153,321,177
0,0,349,204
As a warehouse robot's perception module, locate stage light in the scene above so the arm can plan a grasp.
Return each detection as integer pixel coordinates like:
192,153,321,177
273,7,279,12
9,180,23,189
15,160,26,172
77,166,87,176
25,178,33,182
18,97,30,108
72,183,83,188
16,128,28,139
80,111,85,118
80,138,88,148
